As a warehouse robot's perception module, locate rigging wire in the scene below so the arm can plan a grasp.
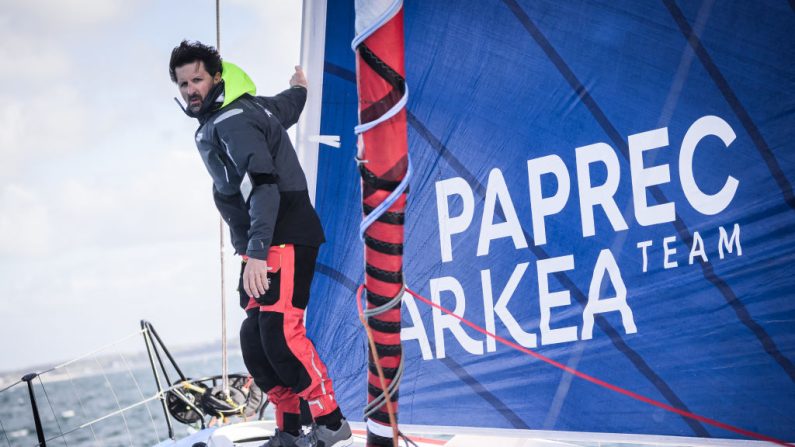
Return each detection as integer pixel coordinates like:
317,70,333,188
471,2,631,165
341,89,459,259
40,384,185,445
36,375,69,447
50,330,146,373
62,365,101,444
0,328,197,445
0,416,11,447
0,380,21,395
118,352,163,443
215,0,221,52
93,357,135,447
0,329,147,445
220,204,229,397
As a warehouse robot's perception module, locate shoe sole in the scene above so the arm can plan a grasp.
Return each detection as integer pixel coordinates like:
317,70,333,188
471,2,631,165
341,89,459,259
328,436,353,447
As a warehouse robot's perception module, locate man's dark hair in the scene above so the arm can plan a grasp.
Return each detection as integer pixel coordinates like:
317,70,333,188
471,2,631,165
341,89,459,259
169,40,222,83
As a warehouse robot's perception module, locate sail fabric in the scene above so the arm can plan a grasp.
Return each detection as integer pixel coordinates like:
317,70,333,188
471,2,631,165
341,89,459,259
304,0,795,440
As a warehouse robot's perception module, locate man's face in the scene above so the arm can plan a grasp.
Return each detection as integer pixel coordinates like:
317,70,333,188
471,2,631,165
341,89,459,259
174,61,221,113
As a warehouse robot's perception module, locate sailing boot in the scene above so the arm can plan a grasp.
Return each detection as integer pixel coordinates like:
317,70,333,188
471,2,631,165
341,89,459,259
296,419,353,447
261,428,300,447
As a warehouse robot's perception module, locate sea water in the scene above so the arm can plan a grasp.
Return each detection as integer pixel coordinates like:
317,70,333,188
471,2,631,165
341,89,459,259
0,353,257,447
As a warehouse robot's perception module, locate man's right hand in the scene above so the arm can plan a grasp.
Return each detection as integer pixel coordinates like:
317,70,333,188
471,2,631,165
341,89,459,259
243,257,271,298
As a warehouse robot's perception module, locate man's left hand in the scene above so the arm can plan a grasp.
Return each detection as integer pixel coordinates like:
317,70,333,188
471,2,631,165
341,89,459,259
290,65,307,88
243,257,271,298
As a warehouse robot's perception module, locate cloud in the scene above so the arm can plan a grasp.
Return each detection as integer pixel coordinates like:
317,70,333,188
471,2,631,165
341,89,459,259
0,184,51,255
211,0,303,91
0,5,98,178
0,32,72,82
0,146,217,259
0,85,89,178
3,0,135,29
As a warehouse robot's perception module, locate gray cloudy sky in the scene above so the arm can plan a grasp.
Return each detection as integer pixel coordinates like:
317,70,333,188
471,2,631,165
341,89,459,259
0,0,303,371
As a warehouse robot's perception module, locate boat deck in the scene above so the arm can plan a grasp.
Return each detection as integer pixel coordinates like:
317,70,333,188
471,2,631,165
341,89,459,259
152,420,779,447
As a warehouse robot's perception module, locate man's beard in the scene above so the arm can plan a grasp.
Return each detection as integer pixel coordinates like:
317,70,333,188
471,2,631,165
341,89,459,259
188,94,203,112
181,81,224,119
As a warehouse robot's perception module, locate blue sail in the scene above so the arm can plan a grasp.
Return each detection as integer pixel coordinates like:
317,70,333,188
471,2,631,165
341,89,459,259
304,0,795,441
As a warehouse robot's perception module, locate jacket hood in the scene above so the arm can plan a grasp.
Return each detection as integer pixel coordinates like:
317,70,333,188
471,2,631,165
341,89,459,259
220,61,256,108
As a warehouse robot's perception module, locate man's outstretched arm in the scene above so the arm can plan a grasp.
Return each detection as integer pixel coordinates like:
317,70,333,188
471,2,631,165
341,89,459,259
255,66,307,129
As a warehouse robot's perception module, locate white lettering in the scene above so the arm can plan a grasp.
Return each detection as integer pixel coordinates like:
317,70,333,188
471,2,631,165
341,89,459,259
663,235,679,269
582,249,636,340
680,116,739,215
435,177,475,263
528,155,571,245
477,169,528,256
689,231,708,264
482,263,537,352
575,142,628,237
718,224,742,259
538,255,578,345
637,240,653,273
430,276,484,359
401,291,434,360
629,127,675,226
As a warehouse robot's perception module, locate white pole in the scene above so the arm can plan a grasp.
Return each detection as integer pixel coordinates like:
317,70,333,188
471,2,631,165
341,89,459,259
216,0,230,397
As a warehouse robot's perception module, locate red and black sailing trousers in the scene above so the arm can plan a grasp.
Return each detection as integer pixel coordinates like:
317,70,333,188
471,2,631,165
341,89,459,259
238,244,339,431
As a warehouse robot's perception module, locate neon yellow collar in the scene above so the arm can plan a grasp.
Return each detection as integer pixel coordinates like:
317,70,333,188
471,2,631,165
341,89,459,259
220,61,256,108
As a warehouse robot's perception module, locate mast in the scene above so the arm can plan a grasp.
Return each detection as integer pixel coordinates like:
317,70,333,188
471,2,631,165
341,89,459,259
296,0,328,204
352,1,409,446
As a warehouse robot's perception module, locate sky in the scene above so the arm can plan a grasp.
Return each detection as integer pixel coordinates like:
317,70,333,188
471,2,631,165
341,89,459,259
0,0,304,372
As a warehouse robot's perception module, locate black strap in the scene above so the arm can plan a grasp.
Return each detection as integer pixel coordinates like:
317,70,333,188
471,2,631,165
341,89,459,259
360,164,405,192
249,172,278,186
368,361,400,379
363,204,405,225
365,235,404,255
366,265,403,284
367,317,402,334
358,44,405,92
368,383,399,401
374,342,402,357
366,290,402,307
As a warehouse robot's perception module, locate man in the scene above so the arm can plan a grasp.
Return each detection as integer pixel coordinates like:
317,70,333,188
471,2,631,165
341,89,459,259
169,40,352,447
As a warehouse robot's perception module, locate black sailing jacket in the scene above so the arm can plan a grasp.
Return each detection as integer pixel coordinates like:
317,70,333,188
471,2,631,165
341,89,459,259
187,61,324,260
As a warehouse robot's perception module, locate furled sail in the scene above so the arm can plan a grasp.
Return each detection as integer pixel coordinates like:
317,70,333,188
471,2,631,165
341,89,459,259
300,0,795,442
